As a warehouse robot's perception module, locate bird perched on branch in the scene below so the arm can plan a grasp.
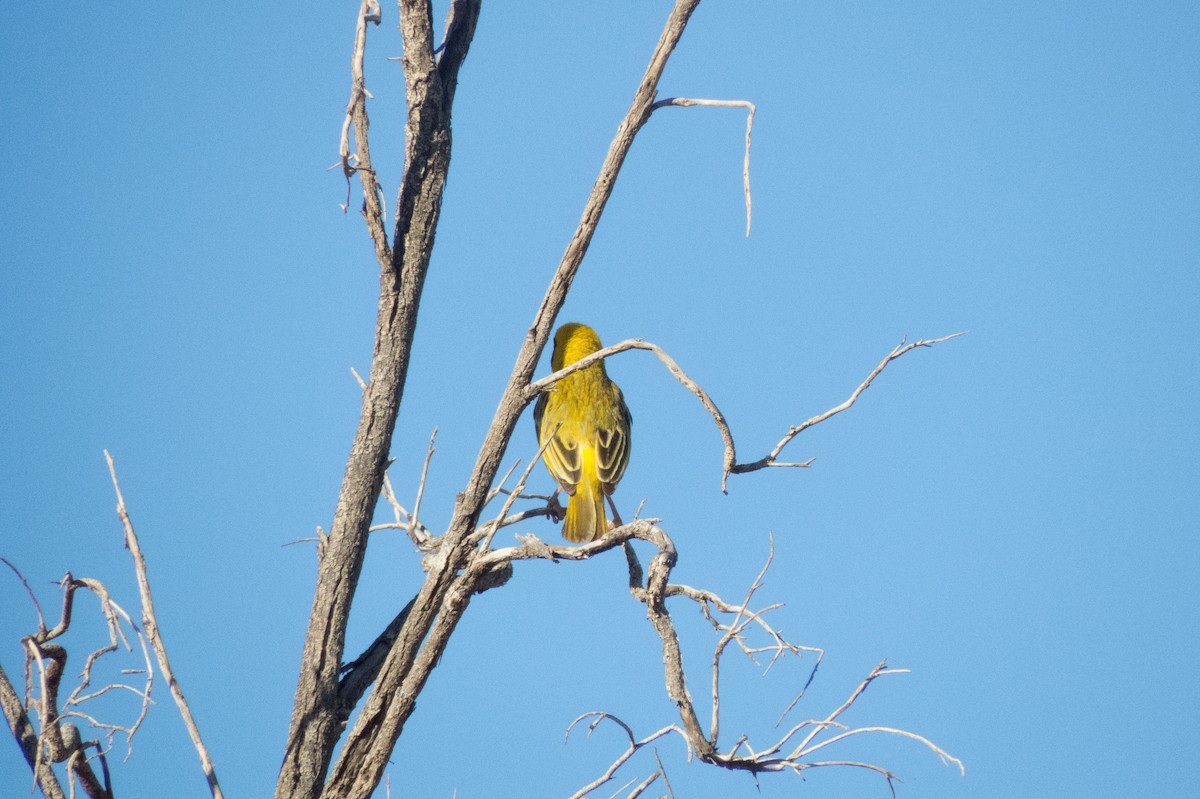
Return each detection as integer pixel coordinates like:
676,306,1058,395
534,322,633,542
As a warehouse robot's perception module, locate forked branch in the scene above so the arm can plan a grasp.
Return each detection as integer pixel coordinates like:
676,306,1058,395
1,559,152,799
537,523,964,791
519,523,962,795
565,714,686,799
728,332,968,488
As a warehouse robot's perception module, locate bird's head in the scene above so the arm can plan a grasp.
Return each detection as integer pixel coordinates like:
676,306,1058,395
551,322,605,370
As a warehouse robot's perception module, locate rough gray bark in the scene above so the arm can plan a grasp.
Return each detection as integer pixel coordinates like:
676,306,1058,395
0,663,67,799
312,3,702,797
276,2,701,797
274,2,481,798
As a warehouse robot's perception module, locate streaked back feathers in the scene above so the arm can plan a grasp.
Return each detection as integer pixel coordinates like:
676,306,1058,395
535,323,632,542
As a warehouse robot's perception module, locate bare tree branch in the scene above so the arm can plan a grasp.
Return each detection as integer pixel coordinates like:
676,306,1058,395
104,451,223,799
310,5,704,798
506,519,962,792
529,332,965,492
650,97,756,236
1,660,66,799
335,596,417,716
2,560,151,798
653,746,677,799
728,332,969,487
2,556,48,633
565,713,687,799
355,366,436,549
340,0,390,264
276,2,481,795
476,426,563,551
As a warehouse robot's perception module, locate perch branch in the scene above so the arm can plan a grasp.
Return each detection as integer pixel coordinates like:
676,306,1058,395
558,524,963,788
529,332,966,492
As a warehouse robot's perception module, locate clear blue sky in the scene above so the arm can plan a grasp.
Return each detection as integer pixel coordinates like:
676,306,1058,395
2,2,1197,797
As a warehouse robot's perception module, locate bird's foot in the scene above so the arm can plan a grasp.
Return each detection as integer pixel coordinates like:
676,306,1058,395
545,492,565,523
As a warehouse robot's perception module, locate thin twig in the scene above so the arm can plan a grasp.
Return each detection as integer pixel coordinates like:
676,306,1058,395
104,451,224,799
477,423,562,550
729,332,969,488
623,769,659,799
354,368,433,546
650,97,756,236
339,0,392,266
484,460,522,506
409,428,438,547
1,557,48,633
653,746,677,799
798,725,965,775
709,536,777,744
565,712,687,799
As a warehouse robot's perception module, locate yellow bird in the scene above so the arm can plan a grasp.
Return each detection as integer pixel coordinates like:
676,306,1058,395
534,322,632,542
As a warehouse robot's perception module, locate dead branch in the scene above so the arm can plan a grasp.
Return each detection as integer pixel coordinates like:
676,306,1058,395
514,520,961,792
276,1,962,797
336,596,417,716
649,97,756,236
355,367,436,549
653,746,677,799
728,332,969,488
306,5,703,799
1,660,66,799
2,556,48,633
528,332,965,492
408,427,438,547
340,0,390,265
2,563,149,799
276,2,482,795
104,451,223,799
566,525,962,789
476,424,562,551
565,713,686,799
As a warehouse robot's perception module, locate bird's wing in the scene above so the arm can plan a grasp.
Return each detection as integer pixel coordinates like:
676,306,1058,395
596,386,631,492
536,393,582,495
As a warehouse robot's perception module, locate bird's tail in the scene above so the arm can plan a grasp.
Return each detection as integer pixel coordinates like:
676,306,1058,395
564,471,608,543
